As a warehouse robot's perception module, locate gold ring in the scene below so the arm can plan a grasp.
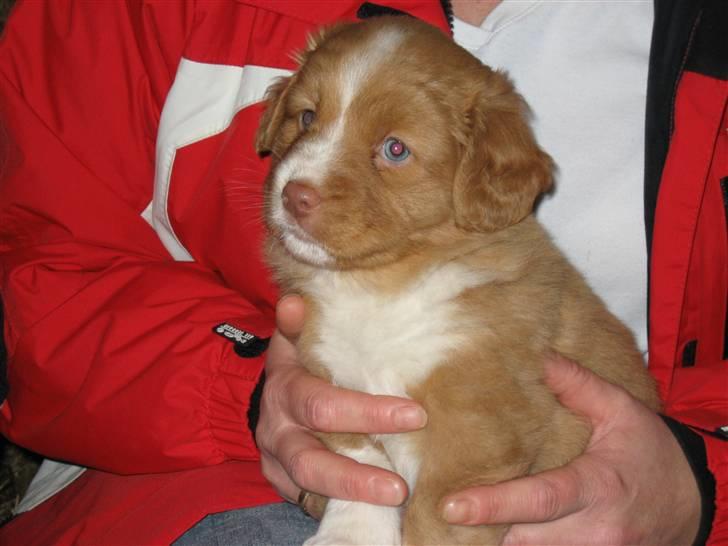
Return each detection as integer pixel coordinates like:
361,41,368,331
297,488,312,517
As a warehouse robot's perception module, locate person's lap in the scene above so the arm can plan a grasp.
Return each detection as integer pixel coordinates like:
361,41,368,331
174,502,318,546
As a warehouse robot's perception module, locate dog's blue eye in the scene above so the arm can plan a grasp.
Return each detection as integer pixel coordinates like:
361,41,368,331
301,110,315,129
382,138,410,162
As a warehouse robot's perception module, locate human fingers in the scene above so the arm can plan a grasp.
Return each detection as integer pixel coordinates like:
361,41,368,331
276,294,305,342
259,442,302,503
270,366,427,434
542,354,632,426
268,425,408,505
259,426,406,505
441,463,586,526
258,412,411,505
259,302,423,505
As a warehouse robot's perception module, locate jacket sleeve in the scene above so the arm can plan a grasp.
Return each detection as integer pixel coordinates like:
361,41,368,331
661,416,726,546
0,0,272,474
662,385,728,546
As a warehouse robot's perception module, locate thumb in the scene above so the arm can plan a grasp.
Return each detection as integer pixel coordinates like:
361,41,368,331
276,294,305,341
543,355,630,425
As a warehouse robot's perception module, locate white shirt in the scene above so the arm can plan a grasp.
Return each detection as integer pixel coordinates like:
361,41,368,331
453,0,654,353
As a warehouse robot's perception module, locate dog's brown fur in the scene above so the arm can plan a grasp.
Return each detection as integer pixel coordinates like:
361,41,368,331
256,16,660,545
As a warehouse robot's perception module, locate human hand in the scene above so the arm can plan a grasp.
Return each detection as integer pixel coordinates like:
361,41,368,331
441,356,702,545
256,294,428,506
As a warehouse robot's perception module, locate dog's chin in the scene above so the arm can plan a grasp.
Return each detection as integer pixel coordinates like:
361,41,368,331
281,230,336,268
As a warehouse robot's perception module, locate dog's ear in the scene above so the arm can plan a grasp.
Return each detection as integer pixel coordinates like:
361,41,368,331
255,75,294,156
453,69,554,232
256,23,354,157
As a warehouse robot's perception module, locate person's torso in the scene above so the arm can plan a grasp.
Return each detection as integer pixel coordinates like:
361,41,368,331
453,0,654,353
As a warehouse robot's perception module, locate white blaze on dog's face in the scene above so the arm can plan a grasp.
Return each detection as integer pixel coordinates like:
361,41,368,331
257,20,457,268
256,17,553,269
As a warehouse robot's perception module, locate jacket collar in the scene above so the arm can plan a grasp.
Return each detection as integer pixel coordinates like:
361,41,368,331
236,0,452,35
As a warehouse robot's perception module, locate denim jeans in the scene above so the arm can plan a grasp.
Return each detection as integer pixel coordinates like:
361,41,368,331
173,502,319,546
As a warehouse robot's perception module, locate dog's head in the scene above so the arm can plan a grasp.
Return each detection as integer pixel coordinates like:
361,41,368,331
257,16,553,269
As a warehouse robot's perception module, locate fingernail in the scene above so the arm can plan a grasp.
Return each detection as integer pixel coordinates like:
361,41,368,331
442,498,474,524
368,477,406,505
393,406,427,429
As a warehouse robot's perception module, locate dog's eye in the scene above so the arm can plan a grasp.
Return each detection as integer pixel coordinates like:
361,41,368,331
300,110,316,129
381,137,410,162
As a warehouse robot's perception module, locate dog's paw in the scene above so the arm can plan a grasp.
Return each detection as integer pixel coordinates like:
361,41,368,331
306,499,402,546
304,523,401,546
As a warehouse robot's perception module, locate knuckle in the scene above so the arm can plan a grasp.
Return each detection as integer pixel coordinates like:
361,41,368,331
258,389,279,422
471,491,502,522
261,373,285,408
287,448,316,487
254,412,279,450
570,364,605,397
258,375,298,432
591,464,628,502
533,478,563,521
303,390,336,430
254,416,277,450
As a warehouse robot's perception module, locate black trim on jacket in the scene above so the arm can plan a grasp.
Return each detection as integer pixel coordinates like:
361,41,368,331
661,416,717,546
643,0,702,257
248,371,265,441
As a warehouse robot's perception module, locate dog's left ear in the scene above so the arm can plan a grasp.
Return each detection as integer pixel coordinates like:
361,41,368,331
255,75,294,157
453,69,554,232
256,23,355,157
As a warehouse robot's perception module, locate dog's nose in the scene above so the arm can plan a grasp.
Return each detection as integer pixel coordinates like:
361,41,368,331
282,181,321,220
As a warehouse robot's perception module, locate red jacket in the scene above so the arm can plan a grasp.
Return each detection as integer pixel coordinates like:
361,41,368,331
0,0,725,544
645,1,727,543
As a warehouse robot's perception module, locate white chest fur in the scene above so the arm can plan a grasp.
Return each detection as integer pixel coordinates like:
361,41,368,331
305,263,486,398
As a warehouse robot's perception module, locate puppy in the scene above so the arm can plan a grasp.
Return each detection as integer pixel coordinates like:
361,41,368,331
255,16,660,546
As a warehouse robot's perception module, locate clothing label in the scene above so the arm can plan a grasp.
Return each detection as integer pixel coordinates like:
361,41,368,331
213,323,269,358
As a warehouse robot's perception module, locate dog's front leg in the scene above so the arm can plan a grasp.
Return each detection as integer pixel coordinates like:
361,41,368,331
304,433,402,546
